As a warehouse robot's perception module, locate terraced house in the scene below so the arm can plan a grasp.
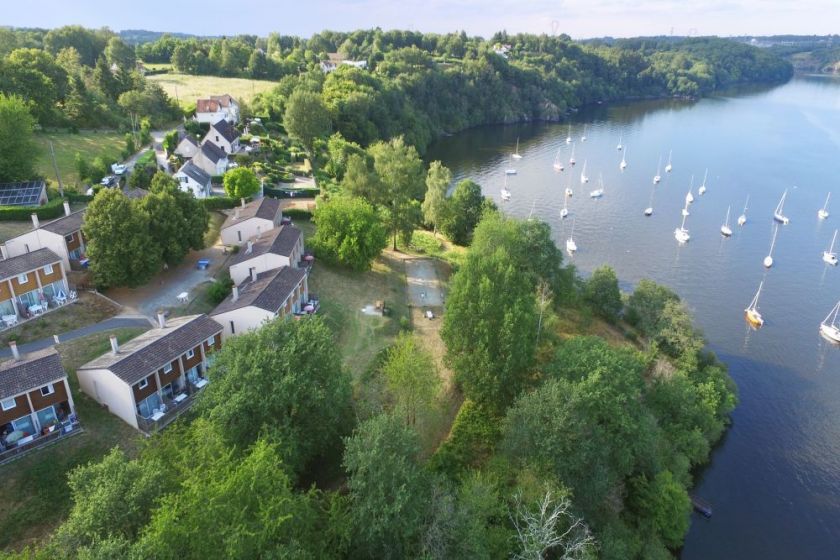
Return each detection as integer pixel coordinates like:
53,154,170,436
227,225,304,285
220,197,282,246
76,314,223,434
3,202,86,271
0,247,69,326
0,345,79,464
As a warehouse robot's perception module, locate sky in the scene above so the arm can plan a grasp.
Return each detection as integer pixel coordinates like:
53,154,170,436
4,0,838,39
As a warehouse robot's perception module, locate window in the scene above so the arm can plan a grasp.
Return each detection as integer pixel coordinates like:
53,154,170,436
186,349,195,359
35,406,57,428
206,336,215,346
237,231,242,242
40,384,55,397
163,363,173,374
11,414,35,435
17,273,28,284
44,264,53,275
1,398,16,411
138,378,149,390
230,321,235,334
64,234,73,244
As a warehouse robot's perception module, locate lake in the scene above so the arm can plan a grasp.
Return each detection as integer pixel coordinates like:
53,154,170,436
426,76,840,559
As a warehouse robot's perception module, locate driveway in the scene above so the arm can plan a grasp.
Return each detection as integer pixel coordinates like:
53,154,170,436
405,258,444,307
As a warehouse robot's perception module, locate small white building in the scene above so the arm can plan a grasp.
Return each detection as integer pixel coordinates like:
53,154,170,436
191,142,229,177
228,225,303,285
320,53,368,73
195,94,240,124
203,120,241,154
211,266,309,339
220,198,282,246
174,161,212,199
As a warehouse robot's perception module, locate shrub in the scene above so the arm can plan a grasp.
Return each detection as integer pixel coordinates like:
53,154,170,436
207,277,234,304
199,196,242,210
0,197,67,221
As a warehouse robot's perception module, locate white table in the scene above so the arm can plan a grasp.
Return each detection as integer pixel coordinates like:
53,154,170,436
194,378,208,389
173,393,188,404
28,304,43,315
177,292,189,304
150,410,165,421
54,295,67,305
2,314,17,327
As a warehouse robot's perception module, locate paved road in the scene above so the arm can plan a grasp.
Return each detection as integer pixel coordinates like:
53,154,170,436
0,316,152,358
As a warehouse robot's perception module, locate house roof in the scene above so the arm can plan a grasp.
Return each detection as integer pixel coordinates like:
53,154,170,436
326,53,346,64
178,161,211,185
0,347,66,401
78,315,223,385
176,135,199,149
211,266,306,316
40,209,85,236
210,94,236,107
196,99,222,113
210,119,240,144
0,181,47,206
229,225,302,266
221,197,281,230
0,248,62,283
199,141,227,163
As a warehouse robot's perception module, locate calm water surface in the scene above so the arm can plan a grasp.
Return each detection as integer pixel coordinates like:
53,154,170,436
426,77,840,559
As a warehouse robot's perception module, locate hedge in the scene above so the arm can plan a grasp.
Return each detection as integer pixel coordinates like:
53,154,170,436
65,191,94,203
263,186,319,199
0,197,68,222
283,208,312,220
199,196,244,210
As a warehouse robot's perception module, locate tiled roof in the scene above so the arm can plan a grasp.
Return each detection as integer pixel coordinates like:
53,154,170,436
0,347,66,400
0,181,46,206
40,210,85,236
211,267,306,315
78,315,223,385
199,141,227,163
221,197,281,230
0,248,62,283
210,119,240,144
228,225,302,266
196,99,221,113
178,161,211,185
210,94,235,107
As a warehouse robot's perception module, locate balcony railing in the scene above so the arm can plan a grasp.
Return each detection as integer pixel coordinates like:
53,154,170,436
135,381,208,435
0,418,83,466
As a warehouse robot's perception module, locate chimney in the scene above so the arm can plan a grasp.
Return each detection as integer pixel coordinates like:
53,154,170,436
9,341,20,361
246,240,253,254
232,286,239,302
0,245,7,260
157,311,167,329
250,268,257,282
109,335,119,355
240,197,246,208
31,213,40,229
63,201,71,217
234,207,240,220
256,225,261,239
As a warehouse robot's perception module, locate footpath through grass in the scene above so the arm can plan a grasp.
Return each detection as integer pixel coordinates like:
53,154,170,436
147,73,276,109
35,131,126,189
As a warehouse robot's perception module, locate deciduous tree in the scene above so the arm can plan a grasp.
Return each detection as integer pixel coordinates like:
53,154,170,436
440,179,494,245
0,94,40,182
311,195,387,270
222,166,260,199
422,161,451,237
382,332,440,425
583,265,623,323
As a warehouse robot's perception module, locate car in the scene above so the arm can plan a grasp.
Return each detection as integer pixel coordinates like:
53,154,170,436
111,163,127,175
100,175,119,187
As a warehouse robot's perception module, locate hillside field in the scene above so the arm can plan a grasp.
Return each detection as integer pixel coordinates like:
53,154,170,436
147,73,277,108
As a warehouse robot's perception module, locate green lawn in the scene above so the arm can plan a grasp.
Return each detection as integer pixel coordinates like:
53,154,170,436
147,73,276,109
0,327,148,552
0,292,120,346
36,130,126,190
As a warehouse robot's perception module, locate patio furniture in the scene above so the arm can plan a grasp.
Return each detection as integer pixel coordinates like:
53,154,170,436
177,292,189,304
79,258,89,268
16,435,35,446
28,304,43,315
173,393,188,404
54,295,67,305
69,291,78,300
197,259,210,270
150,409,165,421
2,314,17,327
194,378,208,389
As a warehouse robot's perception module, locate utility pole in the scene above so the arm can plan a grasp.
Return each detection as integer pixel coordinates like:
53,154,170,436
49,141,64,197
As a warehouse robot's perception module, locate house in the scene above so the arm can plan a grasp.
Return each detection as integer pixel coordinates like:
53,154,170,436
0,181,48,207
190,142,229,177
228,225,304,285
220,197,282,246
3,203,86,271
492,43,512,58
211,266,309,339
0,248,69,323
203,119,241,154
195,94,240,124
320,53,368,73
174,161,212,199
0,345,78,461
173,135,200,159
76,314,223,434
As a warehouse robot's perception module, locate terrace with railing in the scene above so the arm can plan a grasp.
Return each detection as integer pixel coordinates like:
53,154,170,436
0,416,82,466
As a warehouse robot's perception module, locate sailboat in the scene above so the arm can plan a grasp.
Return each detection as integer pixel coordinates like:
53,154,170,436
744,281,765,328
698,169,708,195
565,124,572,145
580,160,589,184
620,146,628,170
505,154,517,175
738,195,749,226
721,206,733,237
665,150,673,173
818,192,831,220
590,173,605,198
560,190,569,218
674,203,690,243
500,174,511,201
616,134,623,151
764,225,779,268
820,300,840,343
653,155,662,184
569,142,576,166
773,189,790,224
685,175,695,205
581,125,587,142
512,137,522,159
823,229,838,266
644,183,655,216
566,219,578,255
552,148,564,172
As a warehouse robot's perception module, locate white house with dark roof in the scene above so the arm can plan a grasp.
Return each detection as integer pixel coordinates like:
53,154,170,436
174,161,212,199
0,345,78,461
173,135,200,158
320,53,368,73
203,119,241,154
228,225,304,285
211,267,308,339
195,94,240,124
0,181,48,207
220,197,282,246
190,142,229,177
3,202,86,270
76,314,223,433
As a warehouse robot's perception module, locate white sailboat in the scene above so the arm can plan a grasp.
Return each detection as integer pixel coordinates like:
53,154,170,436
773,189,790,224
566,218,578,255
818,192,831,220
580,160,589,184
698,169,708,195
553,148,564,172
616,134,623,151
721,206,733,237
620,146,628,170
665,149,673,173
745,281,765,329
738,195,749,226
685,175,695,204
581,125,587,142
820,300,840,343
823,229,838,266
764,225,779,268
511,137,522,159
565,124,572,145
560,190,569,218
590,173,605,199
653,155,662,184
569,142,576,166
674,203,690,243
644,183,655,216
500,174,511,201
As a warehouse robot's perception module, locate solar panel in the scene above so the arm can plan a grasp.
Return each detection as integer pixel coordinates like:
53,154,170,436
0,182,46,206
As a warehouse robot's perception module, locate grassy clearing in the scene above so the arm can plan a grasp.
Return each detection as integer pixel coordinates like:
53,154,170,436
35,131,126,189
0,221,33,244
0,293,120,346
204,211,225,248
0,327,148,552
147,73,276,108
401,229,466,268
